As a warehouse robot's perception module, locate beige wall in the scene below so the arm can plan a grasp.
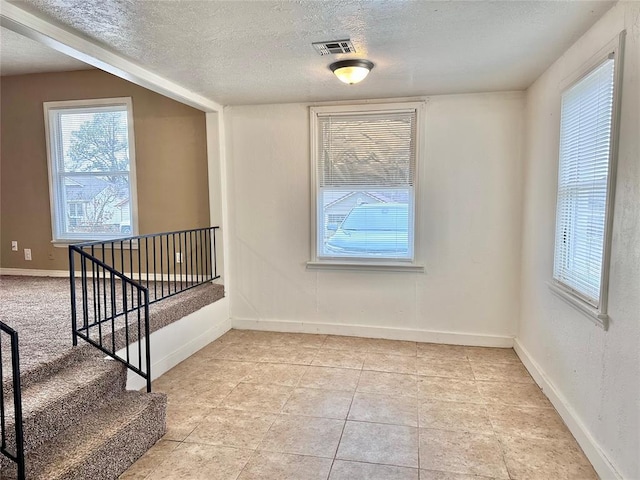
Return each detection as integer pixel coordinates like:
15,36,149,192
1,69,210,271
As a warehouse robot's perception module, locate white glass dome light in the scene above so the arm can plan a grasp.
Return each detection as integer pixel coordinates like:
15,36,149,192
329,59,375,85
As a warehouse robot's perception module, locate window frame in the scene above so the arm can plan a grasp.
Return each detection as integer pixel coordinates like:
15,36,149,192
43,97,139,244
307,101,426,271
549,32,625,328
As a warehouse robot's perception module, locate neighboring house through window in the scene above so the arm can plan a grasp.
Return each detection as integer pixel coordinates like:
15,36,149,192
309,102,424,268
44,97,138,242
551,35,624,325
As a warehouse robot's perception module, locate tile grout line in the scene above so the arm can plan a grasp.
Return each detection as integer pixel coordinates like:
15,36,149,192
143,332,584,479
232,340,316,480
326,355,364,480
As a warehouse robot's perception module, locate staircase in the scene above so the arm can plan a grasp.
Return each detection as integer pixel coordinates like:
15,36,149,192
1,351,166,479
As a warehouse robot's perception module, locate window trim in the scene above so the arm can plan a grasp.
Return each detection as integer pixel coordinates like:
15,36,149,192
43,97,139,244
307,101,426,271
550,31,626,329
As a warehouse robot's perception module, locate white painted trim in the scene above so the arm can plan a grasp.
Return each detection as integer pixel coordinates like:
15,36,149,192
0,268,71,277
0,268,222,287
547,281,608,329
513,338,623,480
306,261,425,273
218,110,231,291
0,1,222,113
123,298,231,391
231,317,514,347
43,97,140,243
206,110,230,290
308,101,426,267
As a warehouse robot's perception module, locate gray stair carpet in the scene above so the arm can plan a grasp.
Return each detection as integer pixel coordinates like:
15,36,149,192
0,275,224,392
0,354,166,480
2,355,127,455
0,275,220,479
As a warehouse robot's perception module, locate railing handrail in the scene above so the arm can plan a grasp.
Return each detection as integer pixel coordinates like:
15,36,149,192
70,226,219,248
69,226,220,395
0,320,26,480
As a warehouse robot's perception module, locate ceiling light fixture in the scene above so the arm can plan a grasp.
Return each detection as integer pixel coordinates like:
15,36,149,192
329,59,374,85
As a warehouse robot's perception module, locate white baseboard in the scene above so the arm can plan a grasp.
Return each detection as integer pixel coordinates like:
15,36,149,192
231,318,514,347
513,338,622,480
123,297,231,390
0,268,221,286
0,267,70,277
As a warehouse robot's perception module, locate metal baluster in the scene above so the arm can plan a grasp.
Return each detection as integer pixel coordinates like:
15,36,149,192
173,233,177,293
160,235,164,299
130,239,134,309
153,237,157,302
123,277,129,364
91,246,97,332
213,228,218,278
189,230,194,287
144,290,151,393
166,234,170,296
145,237,149,293
69,248,78,346
137,290,142,371
179,232,184,292
81,253,89,331
96,264,103,347
110,271,116,354
195,229,200,284
10,331,25,480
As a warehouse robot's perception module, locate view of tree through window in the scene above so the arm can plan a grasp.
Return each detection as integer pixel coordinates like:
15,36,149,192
45,99,136,241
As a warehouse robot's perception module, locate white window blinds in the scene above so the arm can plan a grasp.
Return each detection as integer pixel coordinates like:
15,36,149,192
316,111,417,188
553,57,616,307
312,106,419,261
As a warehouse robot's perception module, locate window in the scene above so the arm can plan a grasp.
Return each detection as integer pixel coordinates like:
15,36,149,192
67,202,86,227
552,42,623,322
44,98,138,242
309,102,424,268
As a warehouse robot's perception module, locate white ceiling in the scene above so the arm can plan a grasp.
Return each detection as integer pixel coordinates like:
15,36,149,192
6,1,614,105
0,26,92,76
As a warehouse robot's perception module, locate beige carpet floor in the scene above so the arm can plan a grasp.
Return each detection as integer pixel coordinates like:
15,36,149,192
0,275,224,388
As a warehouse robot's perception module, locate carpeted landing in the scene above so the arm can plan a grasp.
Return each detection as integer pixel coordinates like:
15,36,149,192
0,275,224,479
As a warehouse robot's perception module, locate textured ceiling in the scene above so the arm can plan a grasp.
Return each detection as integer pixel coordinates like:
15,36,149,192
6,0,614,105
0,26,92,76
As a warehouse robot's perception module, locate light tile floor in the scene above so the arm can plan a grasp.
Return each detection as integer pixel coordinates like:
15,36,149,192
120,330,598,480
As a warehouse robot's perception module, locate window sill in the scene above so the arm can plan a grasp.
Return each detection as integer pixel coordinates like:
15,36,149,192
307,260,425,273
53,239,139,250
547,281,608,330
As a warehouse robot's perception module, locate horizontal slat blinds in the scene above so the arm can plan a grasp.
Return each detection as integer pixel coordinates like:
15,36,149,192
314,107,418,260
317,111,417,187
553,57,615,307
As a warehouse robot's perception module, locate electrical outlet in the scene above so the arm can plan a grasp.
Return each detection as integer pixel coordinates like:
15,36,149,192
11,241,18,251
176,252,183,264
24,248,32,261
48,253,55,261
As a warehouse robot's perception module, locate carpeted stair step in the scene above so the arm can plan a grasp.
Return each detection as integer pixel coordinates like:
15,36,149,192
2,355,127,456
1,391,166,480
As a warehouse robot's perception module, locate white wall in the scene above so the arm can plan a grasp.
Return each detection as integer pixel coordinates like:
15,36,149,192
123,298,231,391
225,92,524,345
518,2,639,479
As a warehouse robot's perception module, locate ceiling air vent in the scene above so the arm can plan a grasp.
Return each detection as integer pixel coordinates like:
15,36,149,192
312,39,355,56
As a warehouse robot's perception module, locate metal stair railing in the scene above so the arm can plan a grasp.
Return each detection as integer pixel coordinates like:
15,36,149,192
69,226,220,393
0,321,26,480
